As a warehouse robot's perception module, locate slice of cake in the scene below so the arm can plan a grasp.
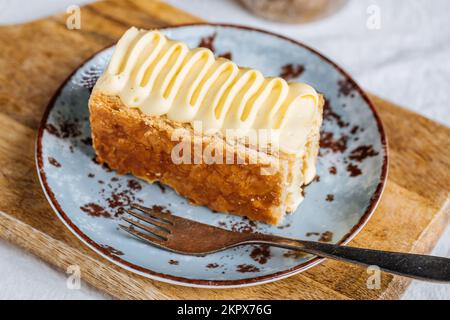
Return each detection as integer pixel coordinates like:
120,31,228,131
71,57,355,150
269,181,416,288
89,27,323,225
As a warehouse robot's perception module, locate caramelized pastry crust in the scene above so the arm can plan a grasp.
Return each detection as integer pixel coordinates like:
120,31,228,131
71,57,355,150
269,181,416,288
89,92,292,224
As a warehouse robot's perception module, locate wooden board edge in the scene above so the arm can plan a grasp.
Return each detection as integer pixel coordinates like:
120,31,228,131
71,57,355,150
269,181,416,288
0,210,174,300
379,200,450,300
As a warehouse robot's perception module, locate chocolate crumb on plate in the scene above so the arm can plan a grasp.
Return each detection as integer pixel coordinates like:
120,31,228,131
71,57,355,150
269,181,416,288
350,125,359,135
219,52,232,59
279,63,305,81
349,145,379,162
249,245,271,264
322,99,349,128
80,203,111,218
44,123,61,137
306,232,320,237
347,163,362,177
127,179,142,191
98,244,123,256
59,118,82,138
277,223,291,230
337,78,358,97
236,264,260,273
81,137,92,145
198,33,232,60
154,181,166,193
320,131,348,154
217,221,227,228
230,218,257,233
107,191,132,217
319,231,333,242
329,166,337,175
198,32,217,51
48,157,61,168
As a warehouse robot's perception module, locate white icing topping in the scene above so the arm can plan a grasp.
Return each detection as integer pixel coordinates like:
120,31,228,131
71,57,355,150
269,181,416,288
94,27,321,155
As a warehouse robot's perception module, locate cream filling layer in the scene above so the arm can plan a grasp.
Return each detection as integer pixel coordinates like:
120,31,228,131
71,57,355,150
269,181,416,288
94,27,321,156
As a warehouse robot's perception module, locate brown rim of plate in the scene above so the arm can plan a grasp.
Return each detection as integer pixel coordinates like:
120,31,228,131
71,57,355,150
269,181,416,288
35,23,389,288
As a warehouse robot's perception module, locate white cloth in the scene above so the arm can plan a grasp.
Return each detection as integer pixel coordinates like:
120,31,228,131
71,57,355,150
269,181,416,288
0,0,448,300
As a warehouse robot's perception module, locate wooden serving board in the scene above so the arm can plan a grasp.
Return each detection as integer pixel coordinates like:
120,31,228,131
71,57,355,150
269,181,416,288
0,0,449,300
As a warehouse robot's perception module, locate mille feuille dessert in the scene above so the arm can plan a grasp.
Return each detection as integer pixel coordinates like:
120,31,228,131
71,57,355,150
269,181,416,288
89,27,323,225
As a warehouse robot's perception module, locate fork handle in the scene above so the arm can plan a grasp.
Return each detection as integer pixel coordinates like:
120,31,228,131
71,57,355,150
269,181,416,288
251,237,450,283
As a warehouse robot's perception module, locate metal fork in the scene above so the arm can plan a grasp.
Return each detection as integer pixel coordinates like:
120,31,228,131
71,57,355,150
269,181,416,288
120,204,450,283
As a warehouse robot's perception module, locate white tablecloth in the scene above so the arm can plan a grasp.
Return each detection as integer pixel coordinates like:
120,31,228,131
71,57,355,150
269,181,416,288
0,0,448,300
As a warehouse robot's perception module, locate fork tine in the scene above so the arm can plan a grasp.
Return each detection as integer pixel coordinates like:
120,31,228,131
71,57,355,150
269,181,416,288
119,224,167,248
125,209,172,233
122,217,168,241
130,203,173,225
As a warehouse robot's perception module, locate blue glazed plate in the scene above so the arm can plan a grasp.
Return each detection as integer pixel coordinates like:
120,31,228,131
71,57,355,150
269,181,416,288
36,24,388,288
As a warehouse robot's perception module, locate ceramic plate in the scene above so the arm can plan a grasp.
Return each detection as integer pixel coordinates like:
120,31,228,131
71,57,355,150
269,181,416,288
36,24,388,288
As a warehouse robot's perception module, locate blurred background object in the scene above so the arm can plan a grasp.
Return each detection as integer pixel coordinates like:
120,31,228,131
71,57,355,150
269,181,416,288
238,0,348,23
